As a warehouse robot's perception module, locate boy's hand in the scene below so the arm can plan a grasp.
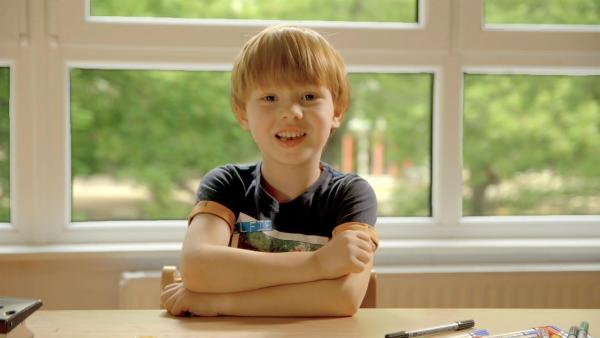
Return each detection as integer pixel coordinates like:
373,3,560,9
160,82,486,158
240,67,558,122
160,282,219,317
312,230,373,279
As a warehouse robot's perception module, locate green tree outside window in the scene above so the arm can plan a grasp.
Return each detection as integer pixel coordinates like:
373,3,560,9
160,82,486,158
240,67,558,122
463,75,600,216
485,0,600,25
70,70,432,220
90,0,418,23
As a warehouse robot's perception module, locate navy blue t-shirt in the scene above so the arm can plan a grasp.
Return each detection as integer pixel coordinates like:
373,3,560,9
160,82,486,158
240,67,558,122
189,162,378,252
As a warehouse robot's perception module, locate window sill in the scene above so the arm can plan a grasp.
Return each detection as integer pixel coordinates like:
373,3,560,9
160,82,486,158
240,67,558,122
0,242,181,261
1,239,598,273
376,238,600,272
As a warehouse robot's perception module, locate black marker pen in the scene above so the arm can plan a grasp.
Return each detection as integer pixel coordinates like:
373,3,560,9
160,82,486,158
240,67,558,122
385,320,475,338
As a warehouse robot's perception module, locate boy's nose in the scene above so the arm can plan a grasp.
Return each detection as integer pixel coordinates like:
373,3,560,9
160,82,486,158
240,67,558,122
280,103,303,120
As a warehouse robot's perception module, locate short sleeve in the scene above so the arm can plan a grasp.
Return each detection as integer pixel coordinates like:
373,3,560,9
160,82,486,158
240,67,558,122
334,176,377,226
332,176,379,249
187,166,243,231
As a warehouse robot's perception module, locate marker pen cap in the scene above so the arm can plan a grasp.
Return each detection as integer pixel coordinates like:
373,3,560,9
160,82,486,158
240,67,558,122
569,326,579,338
577,322,589,338
459,320,476,330
385,331,409,338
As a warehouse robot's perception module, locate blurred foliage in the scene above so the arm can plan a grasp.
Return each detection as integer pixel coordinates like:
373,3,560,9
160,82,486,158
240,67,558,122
485,0,600,25
337,73,432,217
70,71,432,220
69,70,600,219
70,70,259,220
464,75,600,215
90,0,417,22
0,68,8,222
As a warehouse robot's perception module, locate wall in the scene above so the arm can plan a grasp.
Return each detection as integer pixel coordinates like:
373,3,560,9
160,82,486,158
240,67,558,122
1,254,599,309
377,272,600,308
0,253,177,310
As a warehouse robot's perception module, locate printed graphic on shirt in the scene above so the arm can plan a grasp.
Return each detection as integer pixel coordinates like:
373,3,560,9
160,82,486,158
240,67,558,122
231,213,329,253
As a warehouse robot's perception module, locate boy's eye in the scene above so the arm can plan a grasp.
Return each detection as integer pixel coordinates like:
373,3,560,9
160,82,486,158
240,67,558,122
302,93,316,101
263,95,277,102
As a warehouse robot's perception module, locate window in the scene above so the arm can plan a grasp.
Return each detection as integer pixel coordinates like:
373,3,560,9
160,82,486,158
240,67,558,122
70,69,258,221
90,0,418,23
70,70,432,220
333,73,433,217
0,67,8,222
485,0,600,25
3,0,598,268
463,74,600,216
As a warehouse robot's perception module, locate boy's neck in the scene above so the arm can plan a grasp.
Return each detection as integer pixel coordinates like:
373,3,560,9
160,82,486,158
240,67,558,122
260,160,322,203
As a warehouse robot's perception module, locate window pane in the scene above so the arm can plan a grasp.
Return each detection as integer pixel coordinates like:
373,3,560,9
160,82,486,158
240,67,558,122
71,70,431,221
0,67,9,222
485,0,600,25
70,70,260,221
323,73,432,217
463,74,600,216
90,0,417,23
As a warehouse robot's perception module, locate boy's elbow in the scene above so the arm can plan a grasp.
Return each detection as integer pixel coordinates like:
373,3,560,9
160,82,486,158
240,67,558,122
180,247,210,292
324,282,363,317
341,289,363,316
327,293,360,317
331,272,371,316
334,302,360,317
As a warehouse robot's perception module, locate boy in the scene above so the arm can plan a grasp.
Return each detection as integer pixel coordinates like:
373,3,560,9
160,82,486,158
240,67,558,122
161,25,379,317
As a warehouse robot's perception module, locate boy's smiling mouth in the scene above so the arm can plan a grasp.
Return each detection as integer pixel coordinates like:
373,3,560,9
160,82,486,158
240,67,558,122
275,129,307,146
276,130,306,141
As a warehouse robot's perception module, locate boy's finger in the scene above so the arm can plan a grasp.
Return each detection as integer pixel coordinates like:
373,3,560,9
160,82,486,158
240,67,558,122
164,295,176,313
351,230,369,240
171,298,184,316
160,289,173,302
350,256,366,272
161,285,178,298
354,231,372,245
160,291,170,305
356,250,371,264
355,238,373,252
164,282,180,290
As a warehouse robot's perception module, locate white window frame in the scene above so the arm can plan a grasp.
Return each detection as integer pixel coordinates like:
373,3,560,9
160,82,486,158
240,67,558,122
1,0,599,271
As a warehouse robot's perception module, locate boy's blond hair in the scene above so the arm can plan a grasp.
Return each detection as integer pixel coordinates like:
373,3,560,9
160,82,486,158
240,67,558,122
231,25,349,117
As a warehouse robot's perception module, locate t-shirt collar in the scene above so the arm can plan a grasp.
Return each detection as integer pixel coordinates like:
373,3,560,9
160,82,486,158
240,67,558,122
253,161,332,212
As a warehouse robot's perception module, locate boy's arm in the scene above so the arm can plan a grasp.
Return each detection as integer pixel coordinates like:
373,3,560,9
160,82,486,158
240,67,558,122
217,260,373,316
180,213,373,293
163,259,373,317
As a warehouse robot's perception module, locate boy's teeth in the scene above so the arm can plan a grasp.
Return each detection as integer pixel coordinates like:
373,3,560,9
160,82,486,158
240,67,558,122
277,131,305,139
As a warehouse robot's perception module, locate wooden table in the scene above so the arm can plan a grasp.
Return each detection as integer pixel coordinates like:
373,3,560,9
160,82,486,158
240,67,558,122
26,308,599,338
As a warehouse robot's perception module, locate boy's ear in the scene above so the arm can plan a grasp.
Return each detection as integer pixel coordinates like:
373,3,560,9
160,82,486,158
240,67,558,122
331,109,345,128
234,105,250,130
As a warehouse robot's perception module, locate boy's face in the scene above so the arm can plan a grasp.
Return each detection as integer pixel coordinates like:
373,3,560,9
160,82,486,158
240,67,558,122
236,82,342,168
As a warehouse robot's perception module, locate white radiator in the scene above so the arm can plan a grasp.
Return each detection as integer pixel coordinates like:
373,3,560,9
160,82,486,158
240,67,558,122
119,271,600,309
377,271,600,309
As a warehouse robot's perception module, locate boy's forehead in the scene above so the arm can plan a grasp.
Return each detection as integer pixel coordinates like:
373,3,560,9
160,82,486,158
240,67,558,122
249,66,324,86
253,80,325,91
